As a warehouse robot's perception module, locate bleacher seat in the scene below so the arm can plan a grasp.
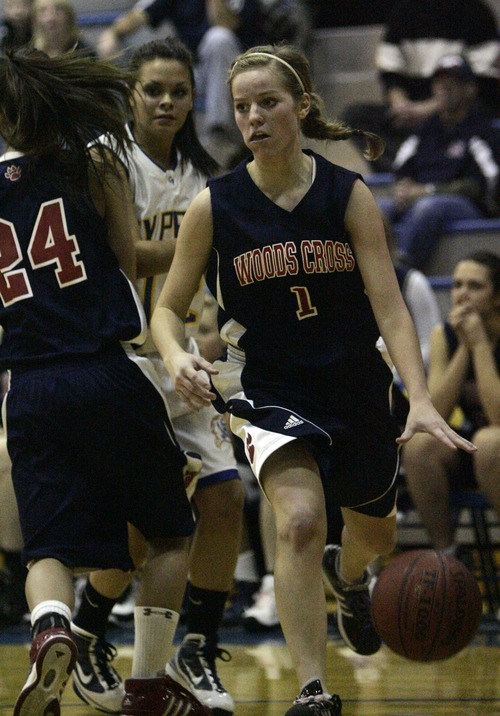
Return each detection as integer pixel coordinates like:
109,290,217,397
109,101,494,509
72,1,131,12
308,25,384,117
427,218,500,276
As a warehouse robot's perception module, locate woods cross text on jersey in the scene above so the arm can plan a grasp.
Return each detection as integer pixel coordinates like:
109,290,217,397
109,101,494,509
233,239,355,286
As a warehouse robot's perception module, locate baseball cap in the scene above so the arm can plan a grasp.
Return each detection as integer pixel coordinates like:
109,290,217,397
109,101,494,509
432,54,476,82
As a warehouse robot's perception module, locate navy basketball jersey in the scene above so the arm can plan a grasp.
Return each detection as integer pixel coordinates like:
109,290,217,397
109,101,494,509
206,150,390,418
0,152,146,369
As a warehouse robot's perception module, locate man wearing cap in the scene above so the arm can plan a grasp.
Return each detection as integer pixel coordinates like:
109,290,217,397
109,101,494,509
377,54,499,270
342,0,498,171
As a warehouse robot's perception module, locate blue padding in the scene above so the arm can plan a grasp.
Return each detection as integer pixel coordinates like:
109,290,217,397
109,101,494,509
445,218,500,232
77,13,120,25
429,276,452,290
365,173,394,186
450,490,492,509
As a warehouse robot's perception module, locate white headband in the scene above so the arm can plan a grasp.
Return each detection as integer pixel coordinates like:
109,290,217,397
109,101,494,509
230,52,306,94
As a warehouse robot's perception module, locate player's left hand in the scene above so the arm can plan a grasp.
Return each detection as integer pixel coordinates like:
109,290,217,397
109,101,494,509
396,399,477,453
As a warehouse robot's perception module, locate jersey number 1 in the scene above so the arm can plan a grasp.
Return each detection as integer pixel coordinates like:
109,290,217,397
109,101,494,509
0,199,86,307
290,286,318,320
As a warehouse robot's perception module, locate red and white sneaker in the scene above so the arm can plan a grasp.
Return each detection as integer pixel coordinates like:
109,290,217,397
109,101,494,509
122,674,210,715
14,627,77,716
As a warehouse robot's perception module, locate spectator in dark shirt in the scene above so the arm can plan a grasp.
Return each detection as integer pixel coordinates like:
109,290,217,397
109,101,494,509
343,0,498,171
377,55,499,270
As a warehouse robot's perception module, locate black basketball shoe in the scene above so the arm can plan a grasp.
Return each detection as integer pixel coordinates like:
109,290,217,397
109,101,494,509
323,544,381,655
284,679,342,715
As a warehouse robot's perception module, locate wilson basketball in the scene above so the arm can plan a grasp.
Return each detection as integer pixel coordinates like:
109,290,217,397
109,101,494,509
371,549,483,661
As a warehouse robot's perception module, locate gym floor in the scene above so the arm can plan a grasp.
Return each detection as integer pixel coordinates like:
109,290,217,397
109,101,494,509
1,605,498,715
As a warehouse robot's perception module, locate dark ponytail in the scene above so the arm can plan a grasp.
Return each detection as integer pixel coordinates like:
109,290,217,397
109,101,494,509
0,48,134,191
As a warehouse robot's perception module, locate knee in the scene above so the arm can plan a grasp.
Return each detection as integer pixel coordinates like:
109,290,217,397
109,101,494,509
473,426,500,479
472,425,500,454
195,479,245,526
402,433,439,473
277,504,325,552
410,196,443,222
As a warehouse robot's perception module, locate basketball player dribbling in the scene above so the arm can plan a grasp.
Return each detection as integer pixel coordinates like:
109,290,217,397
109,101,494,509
151,44,476,715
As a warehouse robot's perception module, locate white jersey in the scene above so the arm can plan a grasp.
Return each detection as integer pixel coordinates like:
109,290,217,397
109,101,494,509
123,123,208,337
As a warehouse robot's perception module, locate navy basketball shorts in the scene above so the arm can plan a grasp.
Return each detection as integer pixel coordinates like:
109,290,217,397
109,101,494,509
5,345,196,570
230,412,399,519
213,352,400,519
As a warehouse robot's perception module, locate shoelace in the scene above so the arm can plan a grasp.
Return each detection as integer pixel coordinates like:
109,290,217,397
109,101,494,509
343,586,373,625
200,643,231,692
91,639,120,688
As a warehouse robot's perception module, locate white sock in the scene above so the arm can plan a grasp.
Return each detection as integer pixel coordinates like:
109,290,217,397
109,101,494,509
31,600,72,627
131,606,179,678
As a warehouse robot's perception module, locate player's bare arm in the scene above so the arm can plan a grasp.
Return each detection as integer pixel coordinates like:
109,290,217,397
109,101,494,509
151,188,217,409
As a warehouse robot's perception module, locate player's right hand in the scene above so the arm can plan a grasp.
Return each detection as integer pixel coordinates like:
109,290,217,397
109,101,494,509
172,353,218,411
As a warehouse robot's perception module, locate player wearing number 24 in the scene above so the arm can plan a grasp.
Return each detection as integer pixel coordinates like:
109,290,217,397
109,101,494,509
0,48,203,716
151,44,477,714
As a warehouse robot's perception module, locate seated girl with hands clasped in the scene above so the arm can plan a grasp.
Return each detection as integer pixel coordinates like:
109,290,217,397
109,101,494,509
403,251,500,557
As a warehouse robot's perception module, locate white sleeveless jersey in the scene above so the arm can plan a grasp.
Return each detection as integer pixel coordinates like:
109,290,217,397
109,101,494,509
123,124,208,339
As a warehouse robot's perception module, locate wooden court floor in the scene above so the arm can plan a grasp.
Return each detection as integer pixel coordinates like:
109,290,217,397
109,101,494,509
1,618,498,716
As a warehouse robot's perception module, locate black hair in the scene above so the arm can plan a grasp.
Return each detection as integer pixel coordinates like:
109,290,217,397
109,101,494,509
464,251,500,294
0,47,133,193
128,37,219,177
229,44,385,162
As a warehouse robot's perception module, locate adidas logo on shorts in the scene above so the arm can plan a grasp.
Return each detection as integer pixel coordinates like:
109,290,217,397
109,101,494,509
284,414,304,430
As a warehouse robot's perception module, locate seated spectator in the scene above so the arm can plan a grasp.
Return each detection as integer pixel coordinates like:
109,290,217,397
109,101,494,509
402,251,500,557
342,0,499,171
377,55,499,271
31,0,96,58
0,0,33,53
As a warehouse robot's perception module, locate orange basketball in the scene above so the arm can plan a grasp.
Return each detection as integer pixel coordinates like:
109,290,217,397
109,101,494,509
370,549,483,661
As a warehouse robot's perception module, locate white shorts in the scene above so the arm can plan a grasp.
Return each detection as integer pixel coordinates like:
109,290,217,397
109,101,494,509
146,346,239,500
